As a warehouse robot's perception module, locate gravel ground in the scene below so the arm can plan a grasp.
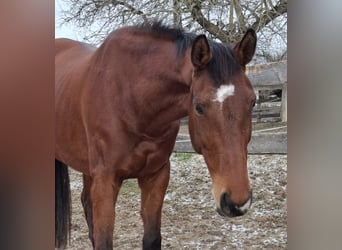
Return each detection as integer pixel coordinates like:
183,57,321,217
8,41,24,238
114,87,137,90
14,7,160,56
66,153,287,249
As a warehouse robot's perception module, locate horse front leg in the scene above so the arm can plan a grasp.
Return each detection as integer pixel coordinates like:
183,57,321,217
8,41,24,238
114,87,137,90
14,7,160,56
138,161,170,250
90,172,121,250
81,174,95,247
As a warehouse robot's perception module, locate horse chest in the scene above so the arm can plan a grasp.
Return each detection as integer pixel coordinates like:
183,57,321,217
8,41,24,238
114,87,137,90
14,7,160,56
125,125,180,178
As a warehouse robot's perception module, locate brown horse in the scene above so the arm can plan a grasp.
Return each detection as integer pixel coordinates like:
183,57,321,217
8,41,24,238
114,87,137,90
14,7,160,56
55,21,256,249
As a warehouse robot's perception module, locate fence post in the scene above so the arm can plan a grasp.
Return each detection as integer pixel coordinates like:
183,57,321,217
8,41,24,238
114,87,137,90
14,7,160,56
280,82,287,122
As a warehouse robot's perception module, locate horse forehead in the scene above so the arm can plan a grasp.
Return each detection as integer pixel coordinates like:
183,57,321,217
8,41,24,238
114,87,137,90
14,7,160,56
213,83,235,103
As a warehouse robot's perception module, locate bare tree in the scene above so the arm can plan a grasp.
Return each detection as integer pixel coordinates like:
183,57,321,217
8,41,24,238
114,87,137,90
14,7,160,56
58,0,287,62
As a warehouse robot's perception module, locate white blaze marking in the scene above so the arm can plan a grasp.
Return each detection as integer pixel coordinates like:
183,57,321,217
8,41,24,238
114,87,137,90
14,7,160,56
214,84,235,103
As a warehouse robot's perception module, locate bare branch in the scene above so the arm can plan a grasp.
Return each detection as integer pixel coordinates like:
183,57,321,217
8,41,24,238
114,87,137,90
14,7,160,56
185,0,231,43
109,0,148,22
251,0,287,32
57,0,287,62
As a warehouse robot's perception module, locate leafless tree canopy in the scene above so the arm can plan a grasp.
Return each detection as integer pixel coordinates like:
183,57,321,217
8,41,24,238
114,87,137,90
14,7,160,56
58,0,287,62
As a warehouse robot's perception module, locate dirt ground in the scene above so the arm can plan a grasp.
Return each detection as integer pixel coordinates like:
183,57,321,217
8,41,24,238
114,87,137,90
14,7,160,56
66,153,287,249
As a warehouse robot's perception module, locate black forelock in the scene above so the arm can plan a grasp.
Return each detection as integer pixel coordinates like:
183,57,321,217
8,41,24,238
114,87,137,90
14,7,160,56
206,41,242,85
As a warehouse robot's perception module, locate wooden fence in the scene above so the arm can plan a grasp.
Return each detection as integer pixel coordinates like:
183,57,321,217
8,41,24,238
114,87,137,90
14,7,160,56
174,131,287,154
247,60,287,122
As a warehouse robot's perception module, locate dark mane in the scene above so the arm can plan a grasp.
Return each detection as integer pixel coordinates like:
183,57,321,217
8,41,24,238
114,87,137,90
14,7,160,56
136,21,242,85
136,21,196,56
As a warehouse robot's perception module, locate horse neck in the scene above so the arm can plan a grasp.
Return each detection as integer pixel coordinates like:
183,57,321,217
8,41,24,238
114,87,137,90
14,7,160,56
92,40,193,137
131,50,193,136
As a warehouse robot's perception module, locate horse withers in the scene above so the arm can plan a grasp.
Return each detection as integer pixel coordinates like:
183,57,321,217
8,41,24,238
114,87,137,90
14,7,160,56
55,21,256,249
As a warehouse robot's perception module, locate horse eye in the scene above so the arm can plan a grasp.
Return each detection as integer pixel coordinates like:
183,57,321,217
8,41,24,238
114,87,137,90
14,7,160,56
195,103,204,115
251,100,256,108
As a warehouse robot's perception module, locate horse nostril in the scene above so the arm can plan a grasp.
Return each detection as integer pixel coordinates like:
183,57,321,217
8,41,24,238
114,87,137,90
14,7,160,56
218,191,252,217
220,193,236,216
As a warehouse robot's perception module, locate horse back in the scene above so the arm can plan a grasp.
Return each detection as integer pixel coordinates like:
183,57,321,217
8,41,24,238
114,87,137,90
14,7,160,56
55,38,94,56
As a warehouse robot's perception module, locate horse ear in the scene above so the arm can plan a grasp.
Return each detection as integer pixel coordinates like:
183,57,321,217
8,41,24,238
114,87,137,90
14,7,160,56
234,29,257,67
191,35,212,70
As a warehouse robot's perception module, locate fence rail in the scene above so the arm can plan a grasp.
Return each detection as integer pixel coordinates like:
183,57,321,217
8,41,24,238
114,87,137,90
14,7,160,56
174,131,287,154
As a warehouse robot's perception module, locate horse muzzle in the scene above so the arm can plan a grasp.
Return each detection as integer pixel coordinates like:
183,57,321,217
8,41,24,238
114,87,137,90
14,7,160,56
216,190,252,217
